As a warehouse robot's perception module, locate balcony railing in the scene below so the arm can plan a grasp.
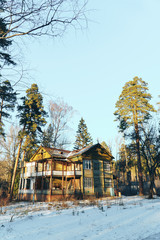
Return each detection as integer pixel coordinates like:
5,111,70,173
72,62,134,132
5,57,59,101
22,170,82,178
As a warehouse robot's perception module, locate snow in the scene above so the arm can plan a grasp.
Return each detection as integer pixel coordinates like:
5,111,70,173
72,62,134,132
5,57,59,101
0,196,160,240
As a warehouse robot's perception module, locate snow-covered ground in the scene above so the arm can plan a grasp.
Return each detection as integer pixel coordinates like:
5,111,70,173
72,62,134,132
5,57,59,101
0,196,160,240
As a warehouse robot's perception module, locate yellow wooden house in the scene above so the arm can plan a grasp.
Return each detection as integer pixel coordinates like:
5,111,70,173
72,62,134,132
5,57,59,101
18,143,114,201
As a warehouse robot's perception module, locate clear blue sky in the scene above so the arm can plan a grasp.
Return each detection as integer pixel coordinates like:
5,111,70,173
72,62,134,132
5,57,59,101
20,0,160,153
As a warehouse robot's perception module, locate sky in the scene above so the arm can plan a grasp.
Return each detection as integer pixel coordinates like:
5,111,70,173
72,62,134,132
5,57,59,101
13,0,160,154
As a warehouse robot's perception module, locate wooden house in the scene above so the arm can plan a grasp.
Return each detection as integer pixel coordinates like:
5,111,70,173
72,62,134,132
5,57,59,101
18,143,114,201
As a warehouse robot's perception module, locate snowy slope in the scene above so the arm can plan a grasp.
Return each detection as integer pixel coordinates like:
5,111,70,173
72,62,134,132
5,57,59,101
0,196,160,240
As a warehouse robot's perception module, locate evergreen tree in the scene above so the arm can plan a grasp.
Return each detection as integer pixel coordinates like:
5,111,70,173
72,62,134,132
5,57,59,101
41,124,54,148
0,80,17,136
114,76,156,195
0,1,15,68
21,134,39,162
115,142,137,184
74,118,93,150
10,83,47,199
18,84,47,136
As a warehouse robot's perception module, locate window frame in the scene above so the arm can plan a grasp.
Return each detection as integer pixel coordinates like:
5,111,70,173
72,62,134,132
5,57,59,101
84,177,92,188
83,160,91,170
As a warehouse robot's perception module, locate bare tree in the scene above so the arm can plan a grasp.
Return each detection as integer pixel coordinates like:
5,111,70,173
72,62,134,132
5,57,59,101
0,0,88,40
0,125,19,186
140,122,160,198
49,99,74,148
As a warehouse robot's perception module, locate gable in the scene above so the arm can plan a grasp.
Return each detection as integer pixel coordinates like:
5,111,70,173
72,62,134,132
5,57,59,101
30,146,52,161
81,144,113,161
69,144,114,162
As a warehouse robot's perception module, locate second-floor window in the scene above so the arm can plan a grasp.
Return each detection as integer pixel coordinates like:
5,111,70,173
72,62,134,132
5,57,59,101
27,166,31,174
84,160,91,169
46,163,50,171
31,165,35,173
75,164,80,170
38,163,42,172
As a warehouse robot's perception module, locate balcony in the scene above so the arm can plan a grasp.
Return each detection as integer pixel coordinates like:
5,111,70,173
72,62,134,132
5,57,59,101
22,170,82,178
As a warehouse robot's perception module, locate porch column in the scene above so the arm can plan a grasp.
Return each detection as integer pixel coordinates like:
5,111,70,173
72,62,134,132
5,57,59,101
41,162,44,192
82,161,84,195
79,177,81,192
32,162,37,203
35,162,37,190
65,162,67,195
50,159,53,201
62,162,64,195
74,163,76,193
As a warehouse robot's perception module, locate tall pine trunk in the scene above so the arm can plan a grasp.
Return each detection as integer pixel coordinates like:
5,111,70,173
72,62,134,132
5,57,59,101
135,123,144,195
10,138,23,200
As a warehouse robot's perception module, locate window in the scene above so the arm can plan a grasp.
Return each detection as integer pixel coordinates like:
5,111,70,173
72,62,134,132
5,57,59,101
104,178,112,188
22,178,24,189
46,163,50,171
84,160,91,169
31,165,35,173
27,166,31,174
19,179,22,189
38,163,42,172
75,164,80,170
104,162,110,171
26,179,31,189
84,178,92,188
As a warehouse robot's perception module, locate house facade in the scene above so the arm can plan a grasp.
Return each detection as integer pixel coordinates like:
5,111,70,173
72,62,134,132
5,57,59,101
18,143,114,201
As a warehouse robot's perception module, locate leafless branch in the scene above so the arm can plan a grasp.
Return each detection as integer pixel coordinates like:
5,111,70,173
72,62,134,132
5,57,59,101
0,0,88,40
49,99,74,148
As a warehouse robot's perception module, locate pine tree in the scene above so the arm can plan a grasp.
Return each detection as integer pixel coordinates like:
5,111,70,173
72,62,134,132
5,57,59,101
17,84,47,136
10,83,47,199
114,76,156,195
74,118,93,150
0,1,15,68
21,134,40,162
0,80,17,136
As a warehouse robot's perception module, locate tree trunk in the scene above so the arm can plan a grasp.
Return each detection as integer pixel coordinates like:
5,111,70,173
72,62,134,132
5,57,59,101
148,168,155,199
10,138,23,200
0,97,3,132
21,150,26,162
148,176,154,199
135,123,144,195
